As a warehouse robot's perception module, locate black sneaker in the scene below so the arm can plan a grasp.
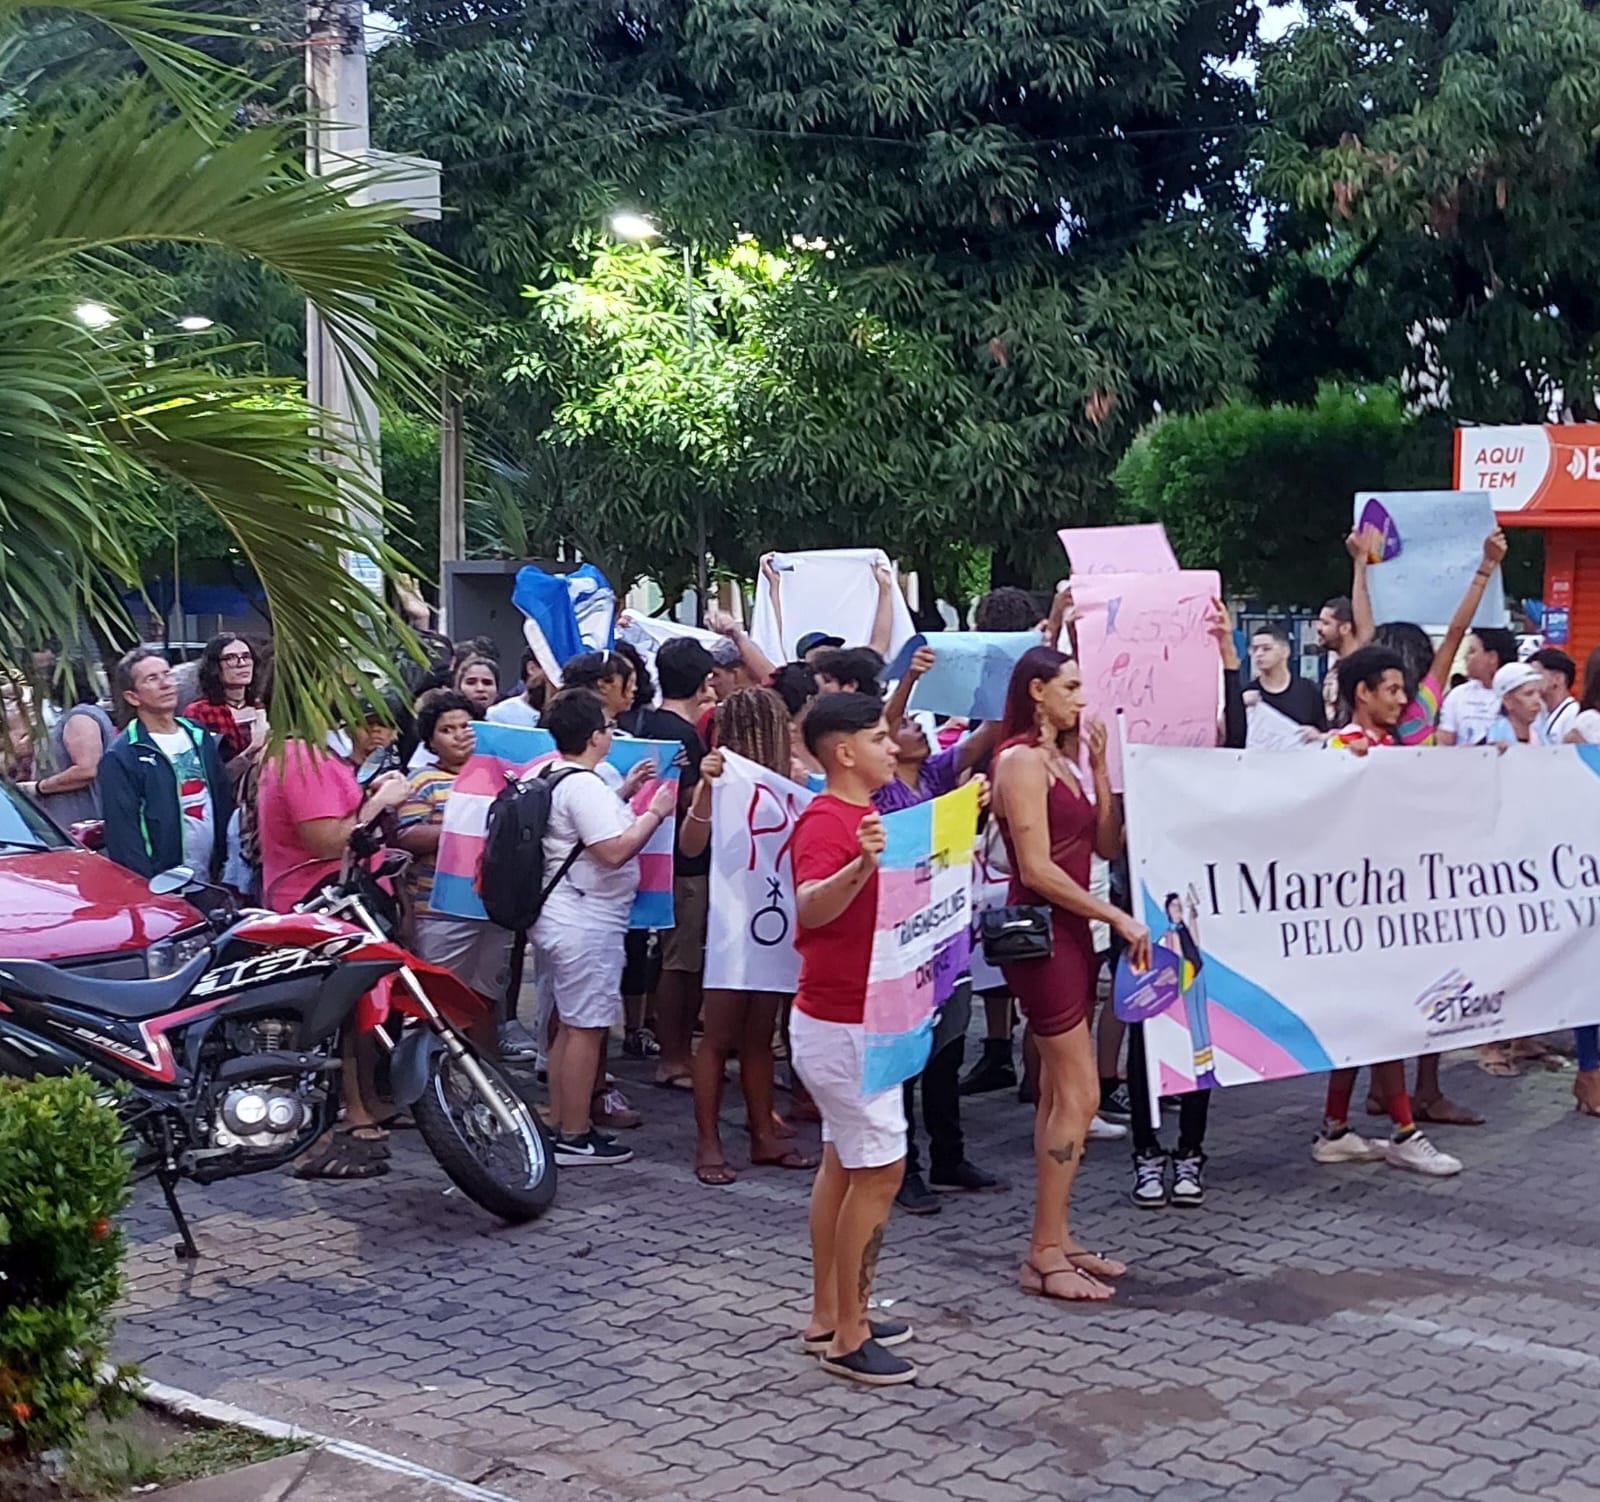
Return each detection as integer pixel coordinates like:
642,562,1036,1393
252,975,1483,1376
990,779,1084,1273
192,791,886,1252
554,1129,634,1166
1171,1150,1206,1207
930,1160,1006,1193
1099,1081,1133,1123
1132,1150,1170,1209
895,1171,942,1216
801,1318,912,1355
958,1045,1017,1097
820,1338,917,1387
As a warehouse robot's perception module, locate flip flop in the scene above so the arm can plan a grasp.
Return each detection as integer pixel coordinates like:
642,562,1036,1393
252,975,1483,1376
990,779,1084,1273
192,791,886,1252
652,1074,694,1093
751,1149,820,1171
695,1163,738,1186
1413,1097,1485,1126
1020,1258,1113,1302
1065,1249,1127,1279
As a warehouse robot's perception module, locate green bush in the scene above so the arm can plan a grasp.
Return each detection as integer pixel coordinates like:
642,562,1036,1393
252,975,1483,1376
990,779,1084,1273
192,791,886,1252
0,1075,136,1460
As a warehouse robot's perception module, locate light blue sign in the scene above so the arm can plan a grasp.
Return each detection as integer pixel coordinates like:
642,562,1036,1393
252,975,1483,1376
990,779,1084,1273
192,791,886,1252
887,631,1041,722
1354,490,1506,628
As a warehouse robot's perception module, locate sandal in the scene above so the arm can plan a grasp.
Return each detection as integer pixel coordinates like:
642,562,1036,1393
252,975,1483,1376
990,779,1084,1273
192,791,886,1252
652,1073,694,1093
1019,1257,1113,1302
751,1149,820,1172
293,1130,390,1180
695,1162,738,1187
1413,1096,1485,1127
1476,1047,1521,1078
1065,1249,1127,1279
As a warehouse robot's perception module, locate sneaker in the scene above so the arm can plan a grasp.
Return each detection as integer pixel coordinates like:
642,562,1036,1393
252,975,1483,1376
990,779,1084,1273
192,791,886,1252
801,1318,913,1355
1386,1129,1462,1177
1098,1082,1133,1124
895,1171,942,1216
554,1129,634,1166
1171,1150,1206,1206
819,1338,917,1387
1088,1114,1128,1142
622,1027,661,1059
958,1046,1017,1097
1311,1128,1388,1164
497,1020,542,1062
591,1085,642,1130
930,1160,1005,1193
1132,1150,1170,1208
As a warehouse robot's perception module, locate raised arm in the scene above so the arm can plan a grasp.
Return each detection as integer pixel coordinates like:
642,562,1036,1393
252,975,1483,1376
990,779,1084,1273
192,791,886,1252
1429,528,1508,688
1084,720,1123,860
868,561,898,656
1347,529,1376,649
1209,599,1247,749
708,608,778,684
760,554,785,653
883,644,934,729
954,717,1002,776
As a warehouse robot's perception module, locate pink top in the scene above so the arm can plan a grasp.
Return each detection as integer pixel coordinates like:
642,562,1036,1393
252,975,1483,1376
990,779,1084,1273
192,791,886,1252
256,742,362,911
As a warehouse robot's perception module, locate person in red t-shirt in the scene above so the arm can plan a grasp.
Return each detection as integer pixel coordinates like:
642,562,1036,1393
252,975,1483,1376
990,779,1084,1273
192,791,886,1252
1316,646,1462,1179
790,692,917,1387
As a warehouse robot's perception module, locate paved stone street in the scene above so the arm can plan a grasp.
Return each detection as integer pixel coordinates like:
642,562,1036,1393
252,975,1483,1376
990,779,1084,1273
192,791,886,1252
118,1043,1600,1502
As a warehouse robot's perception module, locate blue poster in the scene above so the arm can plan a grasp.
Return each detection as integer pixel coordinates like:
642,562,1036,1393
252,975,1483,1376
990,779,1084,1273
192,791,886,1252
886,631,1041,722
1353,490,1506,628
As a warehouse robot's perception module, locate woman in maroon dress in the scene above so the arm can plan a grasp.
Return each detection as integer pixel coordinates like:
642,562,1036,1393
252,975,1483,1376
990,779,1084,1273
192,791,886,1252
992,647,1150,1301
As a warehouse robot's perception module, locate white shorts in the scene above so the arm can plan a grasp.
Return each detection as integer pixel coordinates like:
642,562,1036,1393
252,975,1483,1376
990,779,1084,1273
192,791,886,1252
533,900,629,1032
790,1009,907,1170
414,915,513,1002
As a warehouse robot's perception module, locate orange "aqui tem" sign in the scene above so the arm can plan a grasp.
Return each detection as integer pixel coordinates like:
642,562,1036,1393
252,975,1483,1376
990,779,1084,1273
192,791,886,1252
1454,424,1600,526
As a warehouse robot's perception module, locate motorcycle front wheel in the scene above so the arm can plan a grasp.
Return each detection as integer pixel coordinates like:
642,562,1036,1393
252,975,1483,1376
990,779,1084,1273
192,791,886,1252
413,1050,556,1222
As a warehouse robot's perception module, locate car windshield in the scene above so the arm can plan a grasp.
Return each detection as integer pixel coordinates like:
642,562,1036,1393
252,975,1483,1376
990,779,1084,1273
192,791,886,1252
0,780,70,851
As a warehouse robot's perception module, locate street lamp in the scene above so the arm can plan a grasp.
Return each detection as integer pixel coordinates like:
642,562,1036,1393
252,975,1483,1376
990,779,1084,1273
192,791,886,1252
74,301,117,330
608,210,707,623
176,314,215,332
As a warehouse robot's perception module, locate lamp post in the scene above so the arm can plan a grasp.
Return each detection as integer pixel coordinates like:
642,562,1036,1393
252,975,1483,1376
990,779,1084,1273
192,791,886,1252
609,212,707,624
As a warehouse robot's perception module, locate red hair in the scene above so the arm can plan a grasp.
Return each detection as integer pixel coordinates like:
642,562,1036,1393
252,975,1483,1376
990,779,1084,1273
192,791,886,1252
997,646,1072,745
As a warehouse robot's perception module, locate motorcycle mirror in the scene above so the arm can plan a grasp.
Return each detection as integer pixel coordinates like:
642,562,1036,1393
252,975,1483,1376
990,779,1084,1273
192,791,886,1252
149,866,196,895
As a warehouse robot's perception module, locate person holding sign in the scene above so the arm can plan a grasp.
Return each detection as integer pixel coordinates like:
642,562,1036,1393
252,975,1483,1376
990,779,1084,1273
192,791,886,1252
680,688,820,1187
790,693,917,1387
1316,648,1463,1177
991,648,1150,1302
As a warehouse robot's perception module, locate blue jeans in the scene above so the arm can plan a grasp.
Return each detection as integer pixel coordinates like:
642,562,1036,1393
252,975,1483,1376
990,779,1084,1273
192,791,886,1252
1577,1025,1600,1074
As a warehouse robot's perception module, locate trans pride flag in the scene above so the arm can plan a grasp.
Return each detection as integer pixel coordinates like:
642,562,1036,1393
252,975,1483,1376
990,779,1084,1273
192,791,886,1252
861,781,981,1094
431,721,678,930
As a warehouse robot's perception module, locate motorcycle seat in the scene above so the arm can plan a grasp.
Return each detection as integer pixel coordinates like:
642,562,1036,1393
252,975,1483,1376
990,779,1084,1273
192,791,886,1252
0,949,214,1020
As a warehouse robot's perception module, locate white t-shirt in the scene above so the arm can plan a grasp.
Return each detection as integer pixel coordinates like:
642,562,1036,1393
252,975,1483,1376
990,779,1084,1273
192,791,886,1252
1438,680,1502,746
151,727,215,873
1571,708,1600,745
487,696,541,729
537,761,638,917
1545,696,1579,742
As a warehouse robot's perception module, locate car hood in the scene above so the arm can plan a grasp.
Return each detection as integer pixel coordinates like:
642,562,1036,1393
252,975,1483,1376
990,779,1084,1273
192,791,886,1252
0,848,202,960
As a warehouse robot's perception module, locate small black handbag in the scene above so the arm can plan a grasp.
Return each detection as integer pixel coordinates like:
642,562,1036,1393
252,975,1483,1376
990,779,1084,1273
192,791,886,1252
978,905,1053,965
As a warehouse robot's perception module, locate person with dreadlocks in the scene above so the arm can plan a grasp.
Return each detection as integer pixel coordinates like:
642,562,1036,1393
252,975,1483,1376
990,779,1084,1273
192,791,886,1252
678,687,821,1185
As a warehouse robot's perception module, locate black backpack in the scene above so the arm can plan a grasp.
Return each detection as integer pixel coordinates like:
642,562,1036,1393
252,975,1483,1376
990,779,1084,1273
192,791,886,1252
478,764,594,933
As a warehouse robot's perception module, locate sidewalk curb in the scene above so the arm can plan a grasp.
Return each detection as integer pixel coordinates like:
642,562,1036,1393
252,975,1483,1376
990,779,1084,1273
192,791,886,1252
137,1379,524,1502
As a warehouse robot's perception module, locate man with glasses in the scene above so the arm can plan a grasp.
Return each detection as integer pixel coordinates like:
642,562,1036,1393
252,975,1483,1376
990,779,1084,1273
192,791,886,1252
99,647,234,884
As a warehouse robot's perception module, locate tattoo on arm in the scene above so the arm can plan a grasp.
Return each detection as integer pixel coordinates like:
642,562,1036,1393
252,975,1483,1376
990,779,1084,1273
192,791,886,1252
858,1222,887,1305
1047,1142,1079,1165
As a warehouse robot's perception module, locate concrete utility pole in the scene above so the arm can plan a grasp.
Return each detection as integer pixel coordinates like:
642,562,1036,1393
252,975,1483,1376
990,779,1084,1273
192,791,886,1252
304,0,440,596
438,372,466,632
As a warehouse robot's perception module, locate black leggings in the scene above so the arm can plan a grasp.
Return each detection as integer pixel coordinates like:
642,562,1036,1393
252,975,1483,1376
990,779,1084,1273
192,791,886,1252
1126,1021,1210,1157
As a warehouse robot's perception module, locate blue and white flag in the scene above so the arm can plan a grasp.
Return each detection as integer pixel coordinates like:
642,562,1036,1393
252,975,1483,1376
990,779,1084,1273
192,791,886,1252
511,563,616,686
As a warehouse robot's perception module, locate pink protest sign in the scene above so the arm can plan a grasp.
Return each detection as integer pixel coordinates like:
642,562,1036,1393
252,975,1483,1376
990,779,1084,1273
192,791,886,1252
1071,570,1222,791
1058,523,1179,577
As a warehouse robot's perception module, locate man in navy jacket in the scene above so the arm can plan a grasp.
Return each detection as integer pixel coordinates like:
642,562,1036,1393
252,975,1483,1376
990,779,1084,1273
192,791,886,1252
99,648,234,884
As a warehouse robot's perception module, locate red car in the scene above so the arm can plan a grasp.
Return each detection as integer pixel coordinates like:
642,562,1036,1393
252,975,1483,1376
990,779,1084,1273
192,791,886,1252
0,779,208,981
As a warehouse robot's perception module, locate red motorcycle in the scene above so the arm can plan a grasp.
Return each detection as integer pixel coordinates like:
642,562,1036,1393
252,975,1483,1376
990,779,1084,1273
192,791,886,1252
0,842,555,1257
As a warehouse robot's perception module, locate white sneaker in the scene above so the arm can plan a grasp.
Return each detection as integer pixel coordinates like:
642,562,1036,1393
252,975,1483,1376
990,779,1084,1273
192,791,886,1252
1088,1114,1128,1142
1385,1130,1462,1177
1311,1129,1388,1164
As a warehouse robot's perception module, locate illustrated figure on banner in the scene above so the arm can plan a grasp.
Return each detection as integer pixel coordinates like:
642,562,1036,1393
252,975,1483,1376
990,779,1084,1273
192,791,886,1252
1159,886,1215,1089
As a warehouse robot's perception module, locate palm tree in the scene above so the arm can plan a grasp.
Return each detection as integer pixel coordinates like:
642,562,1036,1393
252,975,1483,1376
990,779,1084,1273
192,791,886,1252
0,0,457,733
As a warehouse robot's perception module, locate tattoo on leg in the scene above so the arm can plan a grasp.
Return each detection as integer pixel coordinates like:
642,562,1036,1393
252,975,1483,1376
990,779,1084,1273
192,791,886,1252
858,1222,886,1305
1047,1141,1079,1164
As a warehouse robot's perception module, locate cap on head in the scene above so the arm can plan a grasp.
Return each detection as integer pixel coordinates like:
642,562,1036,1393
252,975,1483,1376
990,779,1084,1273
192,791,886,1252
1492,662,1543,699
796,631,845,657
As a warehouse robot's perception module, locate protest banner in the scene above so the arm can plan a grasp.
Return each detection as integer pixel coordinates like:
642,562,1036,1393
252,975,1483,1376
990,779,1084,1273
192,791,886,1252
616,612,723,683
1122,740,1600,1118
705,752,813,994
432,721,678,930
862,781,981,1093
749,548,917,664
1354,490,1507,627
885,631,1041,722
1058,523,1179,578
1071,569,1222,791
968,824,1012,994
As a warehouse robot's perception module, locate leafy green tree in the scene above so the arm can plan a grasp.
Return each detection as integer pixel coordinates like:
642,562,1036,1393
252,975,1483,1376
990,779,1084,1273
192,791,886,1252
1256,0,1600,423
1114,385,1448,605
1,0,455,731
372,0,1270,586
